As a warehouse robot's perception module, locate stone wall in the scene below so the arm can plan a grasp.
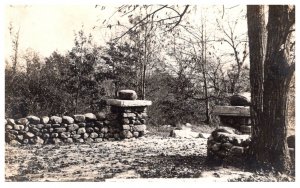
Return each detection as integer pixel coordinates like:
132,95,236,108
207,127,251,163
212,106,251,134
5,90,152,145
5,110,148,145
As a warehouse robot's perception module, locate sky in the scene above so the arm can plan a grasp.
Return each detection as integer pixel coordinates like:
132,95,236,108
4,5,248,61
5,5,116,59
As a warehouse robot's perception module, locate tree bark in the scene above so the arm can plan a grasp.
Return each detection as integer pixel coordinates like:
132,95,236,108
247,5,266,163
247,5,295,173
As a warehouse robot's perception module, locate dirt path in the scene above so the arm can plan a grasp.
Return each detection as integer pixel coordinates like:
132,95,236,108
5,135,255,181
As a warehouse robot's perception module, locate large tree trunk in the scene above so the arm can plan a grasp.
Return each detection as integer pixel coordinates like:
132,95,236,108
247,5,295,173
247,5,266,163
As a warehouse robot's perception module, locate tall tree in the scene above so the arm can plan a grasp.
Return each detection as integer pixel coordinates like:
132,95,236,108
247,5,295,173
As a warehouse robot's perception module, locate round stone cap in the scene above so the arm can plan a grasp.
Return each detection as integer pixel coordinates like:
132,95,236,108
118,90,138,100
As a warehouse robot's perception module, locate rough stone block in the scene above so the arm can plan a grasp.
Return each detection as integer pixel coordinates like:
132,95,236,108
86,127,94,133
73,114,85,122
78,123,86,127
230,146,244,155
240,125,251,134
52,124,61,128
84,113,97,121
27,116,41,124
118,90,138,100
50,116,62,124
122,124,130,130
62,116,74,124
77,127,86,134
5,124,13,130
16,118,29,125
36,124,44,129
60,132,71,139
7,118,16,125
41,116,50,124
90,132,98,138
55,128,67,133
133,124,146,132
26,132,35,138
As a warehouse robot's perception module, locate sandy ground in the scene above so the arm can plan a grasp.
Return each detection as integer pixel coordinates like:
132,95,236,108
5,135,260,182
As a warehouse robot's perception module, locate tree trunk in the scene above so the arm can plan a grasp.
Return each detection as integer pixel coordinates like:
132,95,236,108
247,5,266,163
247,5,295,173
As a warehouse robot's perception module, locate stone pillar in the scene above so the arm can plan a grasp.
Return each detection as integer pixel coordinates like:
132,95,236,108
106,90,152,139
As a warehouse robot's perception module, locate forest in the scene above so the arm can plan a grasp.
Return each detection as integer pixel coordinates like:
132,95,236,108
5,5,252,126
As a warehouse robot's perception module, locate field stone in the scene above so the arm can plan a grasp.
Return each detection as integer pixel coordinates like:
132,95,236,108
43,133,50,139
230,92,251,106
78,123,86,127
50,116,62,124
6,124,13,130
68,124,79,131
118,90,138,100
122,124,130,130
44,124,52,128
22,139,28,144
10,140,21,146
34,136,44,145
101,127,108,133
10,130,19,135
36,124,44,129
133,124,146,132
52,124,61,128
51,133,59,138
84,113,97,121
6,118,16,126
41,128,48,133
26,132,35,138
85,138,94,143
62,116,74,124
122,130,133,139
65,138,73,143
95,138,103,142
122,118,130,124
230,146,244,155
96,112,106,121
55,128,67,133
5,119,7,125
90,132,98,138
240,125,251,133
27,116,40,124
49,128,54,133
95,121,104,126
5,133,16,142
73,114,85,122
17,135,24,141
86,127,94,133
94,127,100,132
41,116,50,124
83,133,89,139
16,118,29,125
61,132,70,139
133,131,139,138
222,142,233,150
52,138,61,145
211,143,221,151
36,132,42,137
72,134,81,139
77,128,86,134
